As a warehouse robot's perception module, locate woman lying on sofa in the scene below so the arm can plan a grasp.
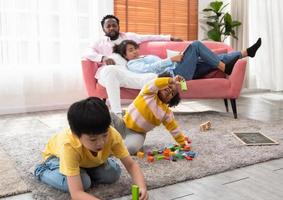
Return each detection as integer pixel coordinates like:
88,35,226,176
113,38,261,80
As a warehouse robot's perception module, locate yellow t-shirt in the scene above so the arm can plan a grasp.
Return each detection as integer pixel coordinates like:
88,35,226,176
42,126,129,176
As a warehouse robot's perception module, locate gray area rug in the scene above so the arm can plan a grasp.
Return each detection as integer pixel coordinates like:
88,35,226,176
0,111,283,200
0,148,30,197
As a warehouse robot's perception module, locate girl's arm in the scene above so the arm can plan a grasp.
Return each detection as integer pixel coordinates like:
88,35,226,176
127,55,173,74
120,156,149,200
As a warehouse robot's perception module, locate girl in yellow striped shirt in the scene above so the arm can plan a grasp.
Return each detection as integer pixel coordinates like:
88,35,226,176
111,73,190,155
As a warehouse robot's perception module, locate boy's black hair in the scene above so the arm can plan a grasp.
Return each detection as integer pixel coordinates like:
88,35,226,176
101,15,120,27
67,97,111,137
113,40,139,60
158,72,181,107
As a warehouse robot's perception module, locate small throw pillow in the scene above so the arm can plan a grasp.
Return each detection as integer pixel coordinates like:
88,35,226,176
166,49,181,58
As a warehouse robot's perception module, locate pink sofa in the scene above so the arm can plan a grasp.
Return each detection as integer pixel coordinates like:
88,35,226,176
81,41,247,118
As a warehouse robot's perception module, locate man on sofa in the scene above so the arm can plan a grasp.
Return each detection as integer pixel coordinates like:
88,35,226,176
82,14,181,116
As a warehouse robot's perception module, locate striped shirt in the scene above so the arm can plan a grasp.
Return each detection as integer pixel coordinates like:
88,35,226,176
123,77,186,145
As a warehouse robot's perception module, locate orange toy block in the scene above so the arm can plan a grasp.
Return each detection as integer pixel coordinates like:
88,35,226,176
182,145,191,151
147,156,154,163
137,151,144,159
163,148,171,157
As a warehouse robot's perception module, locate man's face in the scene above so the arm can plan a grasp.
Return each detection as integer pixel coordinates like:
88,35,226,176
158,83,178,104
79,131,109,153
103,18,120,40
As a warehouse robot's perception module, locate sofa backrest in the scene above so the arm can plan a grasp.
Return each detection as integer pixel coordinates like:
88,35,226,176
138,41,233,59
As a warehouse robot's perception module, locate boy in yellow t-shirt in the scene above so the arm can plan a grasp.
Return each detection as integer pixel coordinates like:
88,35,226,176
34,97,148,200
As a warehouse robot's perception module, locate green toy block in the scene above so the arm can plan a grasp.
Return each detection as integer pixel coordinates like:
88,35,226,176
132,184,139,200
180,80,187,91
156,155,165,160
152,149,158,155
176,154,184,159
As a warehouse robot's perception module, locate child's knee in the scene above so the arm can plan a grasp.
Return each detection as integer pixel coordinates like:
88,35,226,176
80,171,92,190
127,145,140,155
101,158,121,183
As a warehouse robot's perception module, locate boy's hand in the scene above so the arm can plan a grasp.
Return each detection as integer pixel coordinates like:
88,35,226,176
139,187,149,200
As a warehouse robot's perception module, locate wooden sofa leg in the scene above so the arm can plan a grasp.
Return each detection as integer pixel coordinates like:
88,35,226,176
224,99,229,112
230,99,238,119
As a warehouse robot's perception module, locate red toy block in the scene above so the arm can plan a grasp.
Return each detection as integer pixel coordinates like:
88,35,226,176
185,156,193,160
147,156,154,162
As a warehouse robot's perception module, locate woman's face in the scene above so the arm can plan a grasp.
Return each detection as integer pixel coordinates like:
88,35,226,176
125,44,139,60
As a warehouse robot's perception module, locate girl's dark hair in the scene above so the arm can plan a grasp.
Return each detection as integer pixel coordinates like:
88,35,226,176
101,15,119,27
158,72,181,107
113,40,139,60
67,97,111,137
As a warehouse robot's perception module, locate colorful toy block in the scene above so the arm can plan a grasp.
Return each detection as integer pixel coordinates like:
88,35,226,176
132,184,139,200
147,155,154,162
182,145,191,151
200,121,211,132
137,151,144,159
152,149,158,155
185,156,193,160
156,155,165,160
180,80,188,91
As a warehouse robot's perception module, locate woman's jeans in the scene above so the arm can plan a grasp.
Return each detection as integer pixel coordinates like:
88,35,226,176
173,41,242,80
34,156,121,192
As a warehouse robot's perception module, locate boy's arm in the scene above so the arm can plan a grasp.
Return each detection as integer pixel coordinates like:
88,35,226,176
67,175,100,200
120,156,149,200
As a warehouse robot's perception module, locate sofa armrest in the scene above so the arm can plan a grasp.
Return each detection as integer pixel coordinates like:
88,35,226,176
228,59,247,98
81,59,99,97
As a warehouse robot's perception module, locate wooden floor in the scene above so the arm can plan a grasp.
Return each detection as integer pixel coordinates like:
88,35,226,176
2,90,283,200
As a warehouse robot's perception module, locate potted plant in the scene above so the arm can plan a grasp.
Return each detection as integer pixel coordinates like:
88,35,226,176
202,0,241,42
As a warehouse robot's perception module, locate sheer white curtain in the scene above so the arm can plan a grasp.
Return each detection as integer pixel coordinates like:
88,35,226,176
231,0,283,91
247,0,283,91
230,0,249,88
0,0,113,114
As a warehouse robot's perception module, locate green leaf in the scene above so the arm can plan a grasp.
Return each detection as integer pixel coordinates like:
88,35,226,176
231,21,242,27
207,21,218,27
210,1,223,12
208,29,221,41
224,13,232,25
203,8,214,12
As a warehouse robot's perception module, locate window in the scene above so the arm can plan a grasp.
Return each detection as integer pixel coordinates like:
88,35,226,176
0,0,91,68
114,0,198,40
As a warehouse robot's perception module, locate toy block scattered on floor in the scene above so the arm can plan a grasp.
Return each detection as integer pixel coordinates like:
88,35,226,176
137,151,144,159
132,184,139,200
136,138,197,163
200,121,211,132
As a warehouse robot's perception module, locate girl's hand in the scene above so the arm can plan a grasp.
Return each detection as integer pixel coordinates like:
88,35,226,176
139,187,149,200
173,75,185,83
170,54,183,62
